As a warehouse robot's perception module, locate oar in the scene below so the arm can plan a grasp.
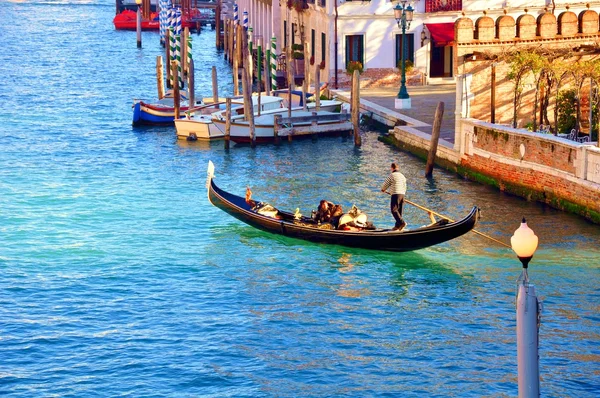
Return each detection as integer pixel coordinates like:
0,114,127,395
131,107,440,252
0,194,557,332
383,192,511,248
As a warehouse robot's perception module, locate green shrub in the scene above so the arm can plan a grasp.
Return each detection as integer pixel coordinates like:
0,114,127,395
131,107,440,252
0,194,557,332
556,89,577,134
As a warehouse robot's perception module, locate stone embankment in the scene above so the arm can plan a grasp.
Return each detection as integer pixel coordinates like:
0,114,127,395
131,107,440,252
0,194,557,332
331,86,600,223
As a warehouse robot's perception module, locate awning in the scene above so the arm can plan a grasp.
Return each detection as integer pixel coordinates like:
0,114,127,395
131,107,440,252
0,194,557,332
424,23,455,47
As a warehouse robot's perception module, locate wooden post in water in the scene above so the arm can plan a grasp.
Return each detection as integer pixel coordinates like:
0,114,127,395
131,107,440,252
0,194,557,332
302,43,309,111
351,70,361,146
264,45,271,95
257,38,262,116
273,114,281,145
241,29,256,147
425,102,444,178
182,27,189,75
171,60,180,119
234,25,242,96
156,56,165,99
223,20,228,61
315,65,321,111
165,29,171,89
188,58,195,108
136,4,142,48
215,4,221,49
287,47,294,118
224,97,231,150
212,66,219,109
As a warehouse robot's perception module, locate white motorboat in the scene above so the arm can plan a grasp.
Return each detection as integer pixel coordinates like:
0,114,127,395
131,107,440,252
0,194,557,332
211,109,351,144
174,95,285,141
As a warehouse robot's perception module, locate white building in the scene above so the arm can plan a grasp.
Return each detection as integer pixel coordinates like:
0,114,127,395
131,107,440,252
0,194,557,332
228,0,599,88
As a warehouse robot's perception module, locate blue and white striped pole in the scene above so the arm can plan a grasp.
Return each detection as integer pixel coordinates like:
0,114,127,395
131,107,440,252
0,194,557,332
233,2,238,25
174,8,182,36
243,10,248,31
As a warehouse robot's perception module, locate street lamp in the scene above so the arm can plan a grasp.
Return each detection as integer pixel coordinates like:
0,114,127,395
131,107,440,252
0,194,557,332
511,217,541,397
394,0,414,109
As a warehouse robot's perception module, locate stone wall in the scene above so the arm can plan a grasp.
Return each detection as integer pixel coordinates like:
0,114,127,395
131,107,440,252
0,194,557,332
458,120,600,222
455,8,600,127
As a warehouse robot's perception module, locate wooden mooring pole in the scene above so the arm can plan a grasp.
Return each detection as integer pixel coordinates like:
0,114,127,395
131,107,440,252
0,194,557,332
136,5,142,48
188,58,195,107
171,60,180,120
425,102,444,178
165,29,171,89
212,66,219,109
224,97,231,150
156,56,165,100
241,29,256,147
351,70,361,146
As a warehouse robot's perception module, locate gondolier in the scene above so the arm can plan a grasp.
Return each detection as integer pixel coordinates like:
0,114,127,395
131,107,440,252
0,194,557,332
381,162,407,231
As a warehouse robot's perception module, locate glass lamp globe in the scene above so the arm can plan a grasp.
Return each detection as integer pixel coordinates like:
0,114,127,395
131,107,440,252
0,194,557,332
510,217,538,268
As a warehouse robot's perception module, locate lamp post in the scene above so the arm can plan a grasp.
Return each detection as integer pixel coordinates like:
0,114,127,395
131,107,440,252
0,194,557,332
511,218,541,398
136,0,142,48
394,0,414,109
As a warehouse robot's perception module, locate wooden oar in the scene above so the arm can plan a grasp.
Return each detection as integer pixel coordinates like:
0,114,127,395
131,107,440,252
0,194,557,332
383,192,511,248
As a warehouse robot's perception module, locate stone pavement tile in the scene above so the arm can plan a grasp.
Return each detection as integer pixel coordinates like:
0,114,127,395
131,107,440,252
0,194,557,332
356,85,457,144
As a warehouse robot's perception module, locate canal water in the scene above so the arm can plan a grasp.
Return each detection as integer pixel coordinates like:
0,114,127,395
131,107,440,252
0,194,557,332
1,1,598,396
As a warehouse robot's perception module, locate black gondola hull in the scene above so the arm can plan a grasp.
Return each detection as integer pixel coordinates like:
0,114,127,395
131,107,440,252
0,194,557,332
208,178,479,252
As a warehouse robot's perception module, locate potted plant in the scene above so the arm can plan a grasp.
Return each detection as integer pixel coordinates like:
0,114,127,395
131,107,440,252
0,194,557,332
396,59,414,73
346,60,363,75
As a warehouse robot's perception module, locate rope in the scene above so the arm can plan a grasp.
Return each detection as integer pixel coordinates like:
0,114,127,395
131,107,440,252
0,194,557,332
384,192,511,248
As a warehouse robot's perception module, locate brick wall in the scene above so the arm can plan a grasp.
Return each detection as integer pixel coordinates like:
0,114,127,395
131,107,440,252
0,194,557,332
459,122,600,221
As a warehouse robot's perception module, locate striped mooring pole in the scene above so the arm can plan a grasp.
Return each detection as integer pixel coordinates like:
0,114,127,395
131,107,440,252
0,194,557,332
186,34,193,77
243,10,248,31
270,36,277,91
233,2,238,25
169,27,175,87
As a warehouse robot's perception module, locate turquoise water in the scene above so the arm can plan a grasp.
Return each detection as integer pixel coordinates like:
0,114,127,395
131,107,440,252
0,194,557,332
1,1,599,396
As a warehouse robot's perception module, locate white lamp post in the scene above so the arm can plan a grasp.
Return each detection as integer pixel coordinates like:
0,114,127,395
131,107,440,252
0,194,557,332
511,218,541,398
394,0,414,110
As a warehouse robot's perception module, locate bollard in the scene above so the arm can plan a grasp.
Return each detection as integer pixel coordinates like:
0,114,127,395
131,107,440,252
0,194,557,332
136,3,142,48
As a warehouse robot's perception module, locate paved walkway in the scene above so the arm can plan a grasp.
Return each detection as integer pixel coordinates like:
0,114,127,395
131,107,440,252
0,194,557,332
331,84,457,144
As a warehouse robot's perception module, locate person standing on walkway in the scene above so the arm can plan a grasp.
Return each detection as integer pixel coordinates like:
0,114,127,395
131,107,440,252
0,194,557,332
381,162,407,231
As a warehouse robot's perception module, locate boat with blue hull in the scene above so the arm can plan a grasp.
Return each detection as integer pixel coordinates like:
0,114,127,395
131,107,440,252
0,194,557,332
132,90,204,126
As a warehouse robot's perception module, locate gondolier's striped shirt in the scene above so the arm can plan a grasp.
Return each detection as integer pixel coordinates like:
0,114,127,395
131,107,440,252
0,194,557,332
381,171,407,195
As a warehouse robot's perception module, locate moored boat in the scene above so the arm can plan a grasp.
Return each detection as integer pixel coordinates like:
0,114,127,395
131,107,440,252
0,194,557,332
113,9,160,31
211,108,351,144
132,90,203,126
175,95,286,140
206,161,480,252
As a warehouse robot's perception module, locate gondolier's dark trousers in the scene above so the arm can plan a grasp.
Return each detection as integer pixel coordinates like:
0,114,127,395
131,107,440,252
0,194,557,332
390,194,405,228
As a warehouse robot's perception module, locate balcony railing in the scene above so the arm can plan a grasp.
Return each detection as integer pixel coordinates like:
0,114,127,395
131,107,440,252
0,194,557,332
425,0,462,13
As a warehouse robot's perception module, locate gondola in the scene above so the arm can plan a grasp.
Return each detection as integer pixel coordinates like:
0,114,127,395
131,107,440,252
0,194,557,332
206,161,480,252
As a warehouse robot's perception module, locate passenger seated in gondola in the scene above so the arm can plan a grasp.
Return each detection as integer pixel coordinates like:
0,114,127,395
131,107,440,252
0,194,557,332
314,200,344,227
